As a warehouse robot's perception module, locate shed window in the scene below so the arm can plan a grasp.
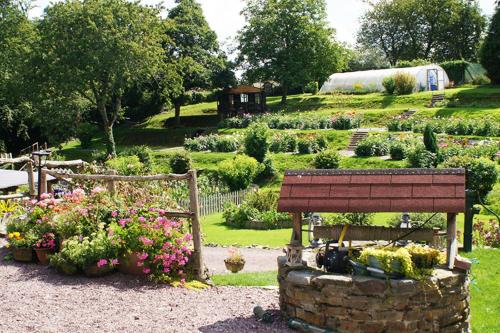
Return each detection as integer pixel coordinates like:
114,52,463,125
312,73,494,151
229,95,234,106
255,94,260,104
241,94,248,103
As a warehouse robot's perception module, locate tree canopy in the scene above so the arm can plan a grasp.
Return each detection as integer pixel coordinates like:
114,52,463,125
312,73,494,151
358,0,486,65
37,0,171,156
480,5,500,84
237,0,348,103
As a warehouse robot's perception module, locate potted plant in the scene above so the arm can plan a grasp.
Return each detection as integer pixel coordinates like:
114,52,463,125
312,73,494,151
6,231,37,262
224,247,245,273
34,233,56,265
359,247,413,279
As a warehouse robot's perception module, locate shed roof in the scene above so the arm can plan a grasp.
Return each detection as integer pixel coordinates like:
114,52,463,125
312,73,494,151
277,169,466,213
222,85,262,94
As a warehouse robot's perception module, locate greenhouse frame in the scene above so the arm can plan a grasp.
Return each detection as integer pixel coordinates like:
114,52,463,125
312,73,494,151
319,64,450,94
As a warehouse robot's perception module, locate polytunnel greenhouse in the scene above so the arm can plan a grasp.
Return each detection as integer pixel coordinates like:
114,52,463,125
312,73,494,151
319,64,450,94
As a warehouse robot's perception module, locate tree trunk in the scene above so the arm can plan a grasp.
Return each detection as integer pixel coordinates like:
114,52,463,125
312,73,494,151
174,103,181,127
281,84,288,105
104,125,116,157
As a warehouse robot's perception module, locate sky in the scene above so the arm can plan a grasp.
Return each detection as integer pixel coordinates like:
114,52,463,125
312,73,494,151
29,0,497,46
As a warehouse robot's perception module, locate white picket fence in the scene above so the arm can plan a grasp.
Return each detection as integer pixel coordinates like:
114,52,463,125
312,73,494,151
180,186,257,216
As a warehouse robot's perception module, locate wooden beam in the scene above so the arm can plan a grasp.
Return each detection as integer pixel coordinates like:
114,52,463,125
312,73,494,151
314,225,437,243
291,213,302,246
447,213,458,269
188,170,204,281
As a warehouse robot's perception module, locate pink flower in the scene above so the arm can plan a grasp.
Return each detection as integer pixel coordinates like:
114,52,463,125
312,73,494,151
91,186,106,194
143,267,151,274
138,252,149,261
138,216,146,223
110,259,119,266
111,211,118,217
97,259,108,268
40,193,51,200
139,236,154,246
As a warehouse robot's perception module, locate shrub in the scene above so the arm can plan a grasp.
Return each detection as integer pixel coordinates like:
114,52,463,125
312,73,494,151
394,72,416,95
169,151,192,174
297,136,328,155
389,142,407,160
472,219,500,248
105,155,144,175
472,75,491,85
120,146,154,171
269,132,298,153
355,137,389,157
395,59,430,68
76,123,95,149
184,134,241,152
407,145,437,168
387,118,414,132
314,150,341,169
423,124,438,153
441,156,498,200
388,213,446,230
304,81,319,94
324,213,374,226
244,123,270,163
382,76,396,94
218,155,263,191
258,157,277,180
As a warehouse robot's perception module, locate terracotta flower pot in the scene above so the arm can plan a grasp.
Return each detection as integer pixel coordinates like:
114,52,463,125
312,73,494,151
224,260,245,273
119,252,148,276
84,264,114,278
12,247,33,262
34,248,54,266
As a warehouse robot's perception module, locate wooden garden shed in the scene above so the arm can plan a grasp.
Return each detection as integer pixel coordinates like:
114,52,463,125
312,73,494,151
217,85,267,119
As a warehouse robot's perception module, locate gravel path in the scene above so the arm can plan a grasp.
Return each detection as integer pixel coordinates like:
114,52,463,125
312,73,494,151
203,246,283,275
0,241,292,333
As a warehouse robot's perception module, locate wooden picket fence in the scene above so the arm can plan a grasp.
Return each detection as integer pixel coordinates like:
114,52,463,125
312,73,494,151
180,186,257,216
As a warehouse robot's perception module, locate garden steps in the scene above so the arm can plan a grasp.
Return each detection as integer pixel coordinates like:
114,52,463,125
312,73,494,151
402,109,418,118
430,93,445,106
347,130,369,151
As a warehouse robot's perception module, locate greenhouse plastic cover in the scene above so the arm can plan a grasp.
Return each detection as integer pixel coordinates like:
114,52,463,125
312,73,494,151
319,64,450,94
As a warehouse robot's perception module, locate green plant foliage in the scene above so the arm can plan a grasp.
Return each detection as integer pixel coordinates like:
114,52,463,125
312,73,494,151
324,213,374,226
395,59,430,68
355,137,389,157
169,151,193,174
382,76,396,94
76,123,95,149
269,132,298,153
407,145,437,168
105,155,145,175
218,155,263,191
244,123,270,163
184,134,241,152
313,150,341,169
304,81,319,95
119,145,154,171
394,72,416,95
389,141,407,160
388,213,446,230
423,124,438,153
441,156,498,200
480,6,500,84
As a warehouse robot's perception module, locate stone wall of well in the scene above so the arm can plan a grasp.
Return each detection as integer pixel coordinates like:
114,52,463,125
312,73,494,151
278,257,470,333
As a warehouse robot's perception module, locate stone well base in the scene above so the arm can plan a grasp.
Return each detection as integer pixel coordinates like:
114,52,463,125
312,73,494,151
278,256,470,333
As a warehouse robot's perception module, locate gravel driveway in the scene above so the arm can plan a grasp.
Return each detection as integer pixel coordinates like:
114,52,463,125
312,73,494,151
0,241,292,333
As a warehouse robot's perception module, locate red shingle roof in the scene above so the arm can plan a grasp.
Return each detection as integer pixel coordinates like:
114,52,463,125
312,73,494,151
277,169,466,213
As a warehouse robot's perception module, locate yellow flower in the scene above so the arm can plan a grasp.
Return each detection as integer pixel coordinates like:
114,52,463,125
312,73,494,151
5,243,10,248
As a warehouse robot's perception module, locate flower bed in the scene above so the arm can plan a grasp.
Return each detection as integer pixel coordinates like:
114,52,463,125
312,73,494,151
5,187,194,284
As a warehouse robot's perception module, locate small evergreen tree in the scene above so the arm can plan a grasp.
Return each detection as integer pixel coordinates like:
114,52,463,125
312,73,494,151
480,5,500,84
423,124,438,153
244,123,270,163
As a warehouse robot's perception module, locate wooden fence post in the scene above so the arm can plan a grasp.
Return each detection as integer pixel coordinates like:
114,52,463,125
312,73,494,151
40,169,47,195
188,169,204,281
27,161,36,198
447,213,457,269
106,170,117,195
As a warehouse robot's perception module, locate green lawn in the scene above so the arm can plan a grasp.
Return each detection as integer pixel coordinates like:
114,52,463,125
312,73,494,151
212,271,278,287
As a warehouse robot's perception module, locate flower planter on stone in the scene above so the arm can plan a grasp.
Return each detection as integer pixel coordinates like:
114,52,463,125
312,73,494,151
12,248,33,262
34,248,54,266
84,264,114,278
119,252,148,276
224,259,245,273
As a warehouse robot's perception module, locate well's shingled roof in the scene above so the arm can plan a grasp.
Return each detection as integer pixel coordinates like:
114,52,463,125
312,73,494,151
277,169,466,213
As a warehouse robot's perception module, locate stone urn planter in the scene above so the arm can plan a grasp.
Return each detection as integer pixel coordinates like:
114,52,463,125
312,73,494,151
224,259,245,273
12,247,33,262
119,252,148,276
34,248,54,266
84,264,114,278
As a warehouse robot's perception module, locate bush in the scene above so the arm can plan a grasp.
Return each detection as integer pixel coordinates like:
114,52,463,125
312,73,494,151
244,124,270,163
184,134,241,152
169,152,192,174
324,213,374,226
304,81,319,94
395,59,430,68
387,118,414,132
218,155,263,191
388,213,446,230
407,145,437,168
472,75,491,85
394,72,416,95
423,124,438,153
355,137,389,157
382,76,396,94
258,157,277,180
441,156,498,200
389,142,407,160
314,150,341,169
76,123,95,149
119,146,153,170
297,136,327,154
105,156,144,175
269,132,298,153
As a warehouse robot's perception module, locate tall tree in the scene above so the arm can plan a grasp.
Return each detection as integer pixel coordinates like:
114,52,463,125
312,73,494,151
480,4,500,83
237,0,347,104
165,0,226,126
358,0,486,65
37,0,170,156
0,0,37,153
